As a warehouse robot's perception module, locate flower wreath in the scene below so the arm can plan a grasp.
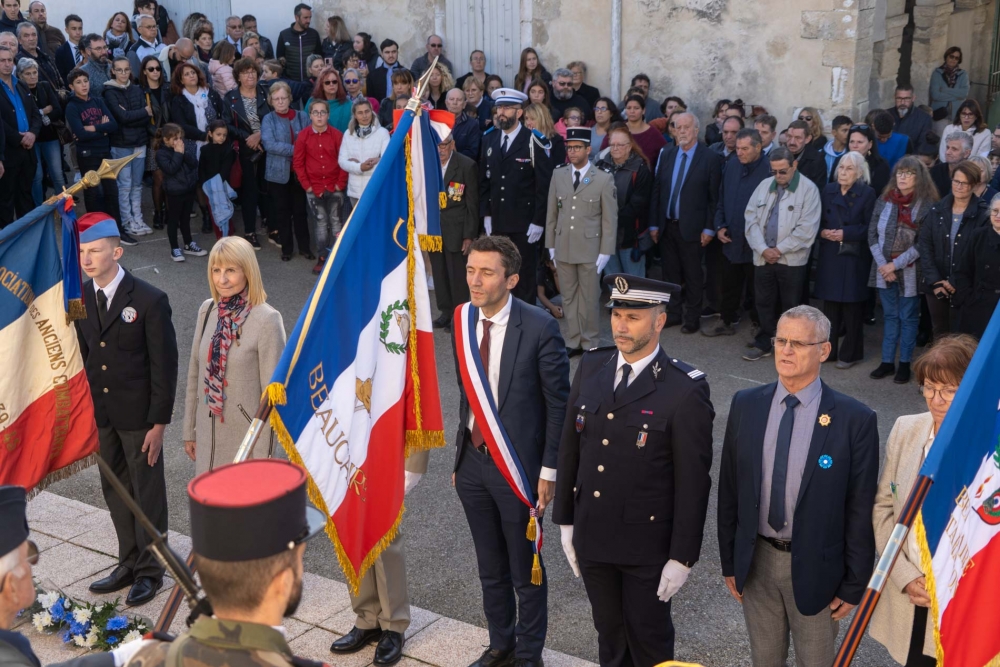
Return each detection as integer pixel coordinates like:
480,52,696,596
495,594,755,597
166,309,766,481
23,583,148,651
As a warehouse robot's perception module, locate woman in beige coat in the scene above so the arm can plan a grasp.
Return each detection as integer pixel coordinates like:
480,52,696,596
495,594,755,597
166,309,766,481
871,334,978,666
183,236,286,475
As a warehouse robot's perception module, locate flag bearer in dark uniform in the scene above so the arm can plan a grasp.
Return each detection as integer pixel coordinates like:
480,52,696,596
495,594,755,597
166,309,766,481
552,275,715,667
121,459,330,666
479,87,554,304
74,212,178,607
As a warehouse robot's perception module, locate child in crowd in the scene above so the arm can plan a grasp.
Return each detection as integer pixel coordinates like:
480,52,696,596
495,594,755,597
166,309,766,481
198,119,236,238
155,123,207,262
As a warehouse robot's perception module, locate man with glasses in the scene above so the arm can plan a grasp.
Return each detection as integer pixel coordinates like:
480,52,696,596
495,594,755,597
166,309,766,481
889,84,932,148
126,16,159,86
550,67,592,121
221,15,243,52
931,131,973,198
410,34,452,81
743,147,821,361
545,127,616,355
718,305,878,667
79,33,110,89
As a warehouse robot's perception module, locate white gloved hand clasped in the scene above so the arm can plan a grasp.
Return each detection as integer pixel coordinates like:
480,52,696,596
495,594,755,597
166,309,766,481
656,559,691,603
527,224,544,244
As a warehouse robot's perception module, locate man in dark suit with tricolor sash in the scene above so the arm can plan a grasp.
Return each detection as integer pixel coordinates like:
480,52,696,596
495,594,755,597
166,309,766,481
451,235,569,667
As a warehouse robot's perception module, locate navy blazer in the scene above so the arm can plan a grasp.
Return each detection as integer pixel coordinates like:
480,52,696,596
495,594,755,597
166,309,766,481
717,380,879,616
451,297,570,487
814,181,877,303
649,142,722,243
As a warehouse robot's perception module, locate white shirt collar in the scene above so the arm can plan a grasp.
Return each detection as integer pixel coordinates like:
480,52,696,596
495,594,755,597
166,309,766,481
94,265,126,305
573,164,589,181
501,122,521,145
616,344,661,386
478,293,512,327
440,156,451,176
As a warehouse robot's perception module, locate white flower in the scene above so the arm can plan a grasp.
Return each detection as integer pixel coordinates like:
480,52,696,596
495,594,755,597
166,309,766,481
123,629,143,644
32,611,53,632
73,634,87,647
83,630,99,648
37,592,59,609
72,608,92,624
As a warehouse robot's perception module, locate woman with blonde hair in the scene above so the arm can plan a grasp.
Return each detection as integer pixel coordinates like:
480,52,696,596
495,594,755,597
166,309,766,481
523,102,566,164
322,15,353,70
797,106,826,151
871,334,978,666
183,236,286,475
426,61,454,110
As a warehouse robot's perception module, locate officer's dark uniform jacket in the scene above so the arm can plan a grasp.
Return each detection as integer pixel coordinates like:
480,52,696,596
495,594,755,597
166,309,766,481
552,345,715,566
478,125,554,235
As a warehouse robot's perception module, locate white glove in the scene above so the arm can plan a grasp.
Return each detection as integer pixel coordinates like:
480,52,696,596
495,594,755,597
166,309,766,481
596,254,611,273
560,525,580,577
656,559,691,603
111,638,153,667
548,248,557,268
527,223,544,244
403,471,422,495
484,216,492,236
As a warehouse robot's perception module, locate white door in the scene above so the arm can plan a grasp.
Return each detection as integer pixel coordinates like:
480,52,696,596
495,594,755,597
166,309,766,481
446,0,521,87
165,0,231,43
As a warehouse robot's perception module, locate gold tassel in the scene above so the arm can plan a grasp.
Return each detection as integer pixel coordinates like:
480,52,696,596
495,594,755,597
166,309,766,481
526,516,537,542
404,429,446,458
66,298,86,322
913,512,946,666
26,453,98,500
404,136,423,432
267,382,287,407
531,554,542,586
418,234,443,252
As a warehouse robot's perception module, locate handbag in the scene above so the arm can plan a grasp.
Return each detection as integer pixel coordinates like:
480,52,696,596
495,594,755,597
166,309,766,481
228,140,243,189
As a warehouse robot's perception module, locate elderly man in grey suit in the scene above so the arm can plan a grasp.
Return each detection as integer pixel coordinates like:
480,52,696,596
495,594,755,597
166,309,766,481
431,131,479,332
545,126,617,356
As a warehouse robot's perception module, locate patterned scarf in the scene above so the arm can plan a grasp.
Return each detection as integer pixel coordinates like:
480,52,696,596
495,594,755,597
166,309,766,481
942,65,962,88
887,188,917,260
203,289,252,420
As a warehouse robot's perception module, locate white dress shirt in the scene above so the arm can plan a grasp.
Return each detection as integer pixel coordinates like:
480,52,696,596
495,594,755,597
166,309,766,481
571,164,589,185
614,345,661,389
440,156,451,178
94,265,126,306
467,294,556,482
500,122,522,150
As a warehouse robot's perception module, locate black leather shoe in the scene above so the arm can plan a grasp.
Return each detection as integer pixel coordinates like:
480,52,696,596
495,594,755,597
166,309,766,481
373,630,404,665
433,314,450,329
869,362,895,379
89,565,134,594
469,647,514,667
330,626,381,654
125,576,163,606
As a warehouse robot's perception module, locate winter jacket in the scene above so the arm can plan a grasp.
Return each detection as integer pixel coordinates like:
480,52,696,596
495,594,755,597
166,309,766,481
223,85,270,147
952,224,1000,338
792,145,828,191
338,123,390,199
26,81,62,144
208,59,236,97
276,25,322,82
929,68,970,117
814,181,877,303
713,152,771,264
889,107,933,149
876,132,911,169
292,124,348,195
596,152,653,249
198,140,235,184
321,38,353,71
66,95,118,156
745,170,822,267
450,113,481,163
156,138,199,194
103,79,151,148
917,193,989,289
168,87,225,142
261,109,308,184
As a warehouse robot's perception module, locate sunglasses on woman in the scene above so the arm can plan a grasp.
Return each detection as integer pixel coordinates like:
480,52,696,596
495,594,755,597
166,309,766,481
145,66,161,72
343,78,359,84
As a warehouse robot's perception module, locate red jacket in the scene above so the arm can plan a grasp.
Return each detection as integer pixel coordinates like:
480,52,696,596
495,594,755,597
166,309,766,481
292,124,349,195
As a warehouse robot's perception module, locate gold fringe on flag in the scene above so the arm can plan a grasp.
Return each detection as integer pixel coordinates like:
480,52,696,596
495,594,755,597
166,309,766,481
404,429,445,459
66,298,86,323
913,512,946,666
404,136,423,433
267,381,287,407
418,234,443,252
531,554,542,585
25,453,97,500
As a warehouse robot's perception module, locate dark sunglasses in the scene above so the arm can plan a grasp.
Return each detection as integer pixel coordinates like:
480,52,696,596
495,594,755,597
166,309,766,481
145,66,161,72
429,43,442,47
798,115,813,122
323,79,338,85
850,124,869,133
343,78,359,84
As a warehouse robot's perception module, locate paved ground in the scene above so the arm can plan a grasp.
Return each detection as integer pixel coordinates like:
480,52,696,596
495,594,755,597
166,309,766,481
40,202,927,666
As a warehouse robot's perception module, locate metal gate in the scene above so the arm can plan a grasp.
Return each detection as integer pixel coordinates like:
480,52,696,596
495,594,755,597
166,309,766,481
445,0,521,87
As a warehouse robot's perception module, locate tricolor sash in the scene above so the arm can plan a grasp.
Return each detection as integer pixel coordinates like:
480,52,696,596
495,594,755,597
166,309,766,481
454,301,543,584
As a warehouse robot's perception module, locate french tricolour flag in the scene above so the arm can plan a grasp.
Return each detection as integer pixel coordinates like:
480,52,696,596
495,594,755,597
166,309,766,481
0,200,98,491
915,304,1000,666
268,107,449,591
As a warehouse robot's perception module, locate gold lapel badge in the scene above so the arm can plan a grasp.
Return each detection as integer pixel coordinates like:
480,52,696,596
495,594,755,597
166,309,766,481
818,414,831,427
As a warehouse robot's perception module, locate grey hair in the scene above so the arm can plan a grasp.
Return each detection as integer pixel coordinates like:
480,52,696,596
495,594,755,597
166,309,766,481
838,151,871,184
676,111,700,131
28,0,44,10
305,53,324,70
769,146,794,164
226,15,242,26
968,155,993,184
779,305,832,342
552,67,573,80
16,22,36,37
990,192,1000,209
342,66,361,81
15,57,38,77
137,14,156,27
945,131,974,154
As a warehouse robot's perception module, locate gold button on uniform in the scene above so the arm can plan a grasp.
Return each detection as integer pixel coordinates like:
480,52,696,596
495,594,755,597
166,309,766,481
602,439,609,445
103,388,108,393
593,491,601,498
100,342,106,347
607,413,614,420
101,365,107,371
598,465,605,472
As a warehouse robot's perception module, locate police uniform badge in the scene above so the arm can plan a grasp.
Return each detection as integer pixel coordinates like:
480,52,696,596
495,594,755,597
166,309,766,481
121,306,137,323
448,182,465,201
575,405,586,433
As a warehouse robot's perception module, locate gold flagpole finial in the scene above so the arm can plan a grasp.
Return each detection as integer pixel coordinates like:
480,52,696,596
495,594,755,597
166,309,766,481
44,152,141,206
405,55,440,114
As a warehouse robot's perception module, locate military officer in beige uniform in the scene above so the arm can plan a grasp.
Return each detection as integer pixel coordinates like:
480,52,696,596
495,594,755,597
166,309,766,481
545,127,618,356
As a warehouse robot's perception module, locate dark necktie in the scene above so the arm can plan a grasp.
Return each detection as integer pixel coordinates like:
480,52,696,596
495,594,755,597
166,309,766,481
668,152,687,219
501,134,509,155
614,364,632,402
74,46,82,64
470,320,494,447
768,394,801,533
573,170,581,191
95,289,108,327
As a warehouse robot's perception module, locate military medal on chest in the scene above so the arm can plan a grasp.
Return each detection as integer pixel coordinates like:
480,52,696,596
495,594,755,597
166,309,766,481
636,429,648,449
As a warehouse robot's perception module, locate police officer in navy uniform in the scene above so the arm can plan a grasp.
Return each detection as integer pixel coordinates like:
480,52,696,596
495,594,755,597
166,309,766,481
479,87,555,304
74,212,178,607
552,275,715,667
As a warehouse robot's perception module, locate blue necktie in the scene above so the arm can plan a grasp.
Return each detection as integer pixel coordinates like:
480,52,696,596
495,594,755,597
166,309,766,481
668,152,687,219
768,394,800,533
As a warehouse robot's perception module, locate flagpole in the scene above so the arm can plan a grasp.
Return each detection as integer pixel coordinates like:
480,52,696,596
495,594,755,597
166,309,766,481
833,475,934,666
153,393,273,633
43,154,139,206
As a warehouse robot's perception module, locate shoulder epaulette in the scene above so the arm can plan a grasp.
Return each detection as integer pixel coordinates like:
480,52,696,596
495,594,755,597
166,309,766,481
669,356,706,381
555,162,570,168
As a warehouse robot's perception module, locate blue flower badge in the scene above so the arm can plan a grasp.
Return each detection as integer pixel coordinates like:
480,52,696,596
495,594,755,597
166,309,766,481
819,455,833,470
